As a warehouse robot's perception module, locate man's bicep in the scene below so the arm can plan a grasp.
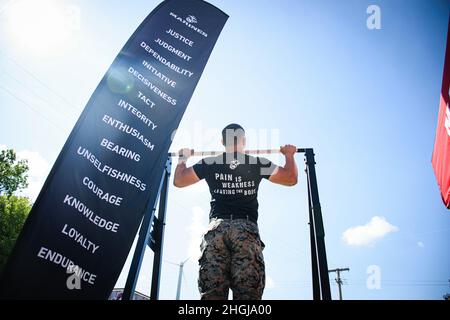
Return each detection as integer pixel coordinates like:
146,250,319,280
259,157,277,180
268,166,281,183
185,167,201,184
268,166,293,186
175,167,201,187
192,161,206,180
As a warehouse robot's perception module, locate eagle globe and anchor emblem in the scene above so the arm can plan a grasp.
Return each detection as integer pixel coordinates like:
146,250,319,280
229,159,240,170
186,15,197,23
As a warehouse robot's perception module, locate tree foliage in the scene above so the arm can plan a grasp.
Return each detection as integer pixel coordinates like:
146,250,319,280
0,195,31,271
0,149,29,196
0,148,31,272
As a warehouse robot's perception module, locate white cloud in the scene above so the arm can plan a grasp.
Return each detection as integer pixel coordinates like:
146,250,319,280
0,145,50,201
186,206,208,260
342,216,398,247
266,276,276,289
16,149,50,202
417,241,425,248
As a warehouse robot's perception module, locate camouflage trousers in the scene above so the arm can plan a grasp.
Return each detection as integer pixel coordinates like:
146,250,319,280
198,218,265,300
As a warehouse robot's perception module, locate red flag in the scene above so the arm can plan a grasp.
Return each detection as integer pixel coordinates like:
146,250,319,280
432,20,450,209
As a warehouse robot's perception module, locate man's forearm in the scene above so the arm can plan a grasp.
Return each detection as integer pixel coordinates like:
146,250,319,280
283,154,298,179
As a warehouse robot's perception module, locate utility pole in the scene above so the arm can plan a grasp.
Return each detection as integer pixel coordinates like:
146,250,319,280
176,258,189,300
444,279,450,300
328,268,350,300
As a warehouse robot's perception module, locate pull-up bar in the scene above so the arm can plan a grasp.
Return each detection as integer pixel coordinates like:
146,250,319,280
122,148,331,300
168,148,306,157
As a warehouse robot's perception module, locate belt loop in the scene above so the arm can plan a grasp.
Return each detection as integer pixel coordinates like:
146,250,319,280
230,214,233,220
246,215,249,221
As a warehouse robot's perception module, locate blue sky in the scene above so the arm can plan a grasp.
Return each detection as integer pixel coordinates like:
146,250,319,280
0,0,449,299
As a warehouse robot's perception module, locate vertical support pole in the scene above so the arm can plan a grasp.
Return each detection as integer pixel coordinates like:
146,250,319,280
175,258,189,300
122,157,171,300
307,182,320,300
305,148,332,300
175,262,184,300
150,157,172,300
336,269,343,300
328,268,349,300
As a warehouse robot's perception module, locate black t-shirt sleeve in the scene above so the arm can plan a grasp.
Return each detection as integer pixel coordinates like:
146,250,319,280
192,159,206,180
258,157,277,179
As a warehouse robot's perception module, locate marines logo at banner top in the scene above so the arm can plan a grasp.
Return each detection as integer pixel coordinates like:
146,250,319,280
0,0,228,299
432,20,450,209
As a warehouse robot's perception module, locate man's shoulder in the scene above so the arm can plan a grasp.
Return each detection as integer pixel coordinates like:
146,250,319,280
245,154,271,165
198,153,225,164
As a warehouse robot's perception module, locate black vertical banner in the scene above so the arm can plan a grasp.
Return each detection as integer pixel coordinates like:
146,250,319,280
0,0,227,299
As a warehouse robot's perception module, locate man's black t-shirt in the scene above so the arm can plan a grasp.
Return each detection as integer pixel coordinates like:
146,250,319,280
193,152,277,222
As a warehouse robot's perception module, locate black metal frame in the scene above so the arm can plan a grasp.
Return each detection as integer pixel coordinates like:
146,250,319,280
122,157,171,300
122,148,331,300
305,148,331,300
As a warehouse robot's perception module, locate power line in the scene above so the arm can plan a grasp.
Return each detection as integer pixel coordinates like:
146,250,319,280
0,85,64,131
0,50,83,133
0,50,80,112
0,67,77,121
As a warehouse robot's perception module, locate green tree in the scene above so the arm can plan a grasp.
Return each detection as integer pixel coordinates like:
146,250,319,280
0,195,31,271
0,149,29,196
0,148,31,272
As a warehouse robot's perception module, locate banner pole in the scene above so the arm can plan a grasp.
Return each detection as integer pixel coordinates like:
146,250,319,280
150,157,172,300
122,158,170,300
